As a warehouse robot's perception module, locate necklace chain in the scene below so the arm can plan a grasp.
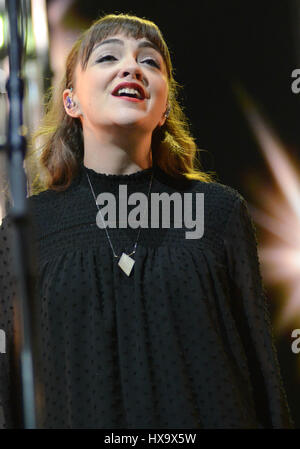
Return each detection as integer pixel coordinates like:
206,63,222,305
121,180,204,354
85,168,153,259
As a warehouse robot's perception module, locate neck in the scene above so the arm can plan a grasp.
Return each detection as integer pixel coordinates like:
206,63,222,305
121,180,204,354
83,126,153,175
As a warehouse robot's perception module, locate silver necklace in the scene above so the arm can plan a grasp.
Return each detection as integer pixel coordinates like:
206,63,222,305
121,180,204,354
85,168,153,276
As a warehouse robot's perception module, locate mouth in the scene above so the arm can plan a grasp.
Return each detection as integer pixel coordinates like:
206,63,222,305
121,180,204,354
111,82,147,101
112,95,144,103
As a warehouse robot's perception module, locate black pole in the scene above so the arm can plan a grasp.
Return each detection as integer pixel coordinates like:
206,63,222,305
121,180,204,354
5,0,39,429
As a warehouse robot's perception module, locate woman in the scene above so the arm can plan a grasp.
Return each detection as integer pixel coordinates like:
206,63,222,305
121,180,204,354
0,13,294,429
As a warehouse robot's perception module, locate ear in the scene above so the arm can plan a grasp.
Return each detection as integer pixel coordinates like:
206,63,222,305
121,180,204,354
63,89,82,118
157,103,170,127
158,115,167,128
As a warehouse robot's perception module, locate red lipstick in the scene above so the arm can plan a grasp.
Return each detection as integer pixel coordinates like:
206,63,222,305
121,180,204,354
113,96,144,102
111,82,147,100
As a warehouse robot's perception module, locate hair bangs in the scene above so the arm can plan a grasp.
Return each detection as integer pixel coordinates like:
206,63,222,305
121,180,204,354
78,15,171,78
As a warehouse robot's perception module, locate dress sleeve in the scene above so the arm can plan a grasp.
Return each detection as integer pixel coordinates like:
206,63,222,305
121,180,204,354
0,215,16,429
223,194,294,429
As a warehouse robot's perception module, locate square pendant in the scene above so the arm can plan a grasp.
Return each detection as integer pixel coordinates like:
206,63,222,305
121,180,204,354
118,253,135,276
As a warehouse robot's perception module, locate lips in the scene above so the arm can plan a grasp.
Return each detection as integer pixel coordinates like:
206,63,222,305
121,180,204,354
111,82,147,100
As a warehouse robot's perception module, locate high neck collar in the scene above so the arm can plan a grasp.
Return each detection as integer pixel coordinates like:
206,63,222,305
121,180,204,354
68,160,192,192
79,161,153,184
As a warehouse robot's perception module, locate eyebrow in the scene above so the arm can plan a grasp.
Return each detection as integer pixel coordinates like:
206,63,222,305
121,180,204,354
92,38,162,55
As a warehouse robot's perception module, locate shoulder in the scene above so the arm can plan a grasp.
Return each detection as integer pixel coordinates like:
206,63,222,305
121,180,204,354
27,187,65,204
0,189,59,230
192,179,246,211
27,182,78,216
187,179,252,236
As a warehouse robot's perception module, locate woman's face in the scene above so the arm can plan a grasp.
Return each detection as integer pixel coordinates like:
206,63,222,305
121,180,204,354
64,33,169,135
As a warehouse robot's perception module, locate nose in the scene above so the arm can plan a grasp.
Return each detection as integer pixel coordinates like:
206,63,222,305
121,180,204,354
119,56,144,81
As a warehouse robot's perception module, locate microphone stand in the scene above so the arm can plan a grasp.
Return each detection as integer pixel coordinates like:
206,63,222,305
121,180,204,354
5,0,40,428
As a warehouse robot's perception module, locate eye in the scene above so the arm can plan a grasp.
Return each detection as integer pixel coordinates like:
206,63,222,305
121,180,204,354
96,55,117,63
141,58,160,68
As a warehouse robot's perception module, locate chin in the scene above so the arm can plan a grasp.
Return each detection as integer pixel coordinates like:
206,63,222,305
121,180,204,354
112,115,147,128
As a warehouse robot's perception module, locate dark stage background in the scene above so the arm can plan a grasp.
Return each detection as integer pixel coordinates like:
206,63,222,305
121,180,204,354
44,0,300,427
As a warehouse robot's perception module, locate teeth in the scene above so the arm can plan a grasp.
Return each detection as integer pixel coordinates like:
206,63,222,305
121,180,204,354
116,87,142,98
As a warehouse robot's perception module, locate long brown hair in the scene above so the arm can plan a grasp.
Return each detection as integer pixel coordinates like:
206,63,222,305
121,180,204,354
27,13,217,194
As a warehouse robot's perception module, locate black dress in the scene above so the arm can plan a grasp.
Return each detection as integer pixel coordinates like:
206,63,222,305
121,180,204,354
0,162,294,428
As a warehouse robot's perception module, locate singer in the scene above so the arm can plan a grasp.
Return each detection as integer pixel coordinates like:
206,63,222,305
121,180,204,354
0,13,294,428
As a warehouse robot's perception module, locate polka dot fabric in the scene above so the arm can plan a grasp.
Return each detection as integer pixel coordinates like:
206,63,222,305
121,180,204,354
0,162,294,428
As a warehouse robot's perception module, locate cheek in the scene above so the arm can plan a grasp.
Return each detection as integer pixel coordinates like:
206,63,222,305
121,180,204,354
159,78,169,99
151,76,168,98
80,84,106,109
80,72,105,94
154,85,168,110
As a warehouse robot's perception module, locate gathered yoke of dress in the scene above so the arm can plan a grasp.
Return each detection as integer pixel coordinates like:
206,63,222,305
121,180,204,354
0,161,294,428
